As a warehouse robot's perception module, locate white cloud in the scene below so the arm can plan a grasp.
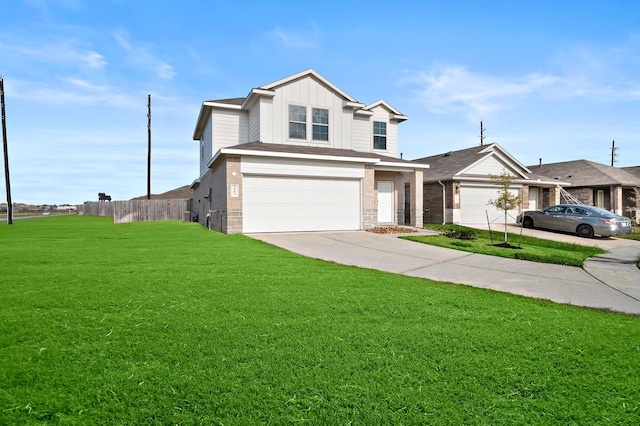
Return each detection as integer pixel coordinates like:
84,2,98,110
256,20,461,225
404,64,559,120
7,77,139,109
0,39,106,70
112,31,176,80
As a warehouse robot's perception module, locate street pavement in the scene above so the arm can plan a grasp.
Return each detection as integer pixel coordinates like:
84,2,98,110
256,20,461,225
249,225,640,315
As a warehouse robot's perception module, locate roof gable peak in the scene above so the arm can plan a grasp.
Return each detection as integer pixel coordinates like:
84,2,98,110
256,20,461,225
259,69,358,102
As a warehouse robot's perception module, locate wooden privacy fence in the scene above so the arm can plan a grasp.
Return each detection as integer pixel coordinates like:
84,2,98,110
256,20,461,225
78,199,191,224
77,201,115,217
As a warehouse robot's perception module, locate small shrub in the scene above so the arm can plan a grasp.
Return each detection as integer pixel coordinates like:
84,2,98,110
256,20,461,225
443,228,476,240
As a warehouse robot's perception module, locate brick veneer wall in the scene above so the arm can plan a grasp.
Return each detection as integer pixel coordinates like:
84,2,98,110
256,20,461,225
410,170,423,228
225,156,243,233
564,187,593,205
362,165,376,229
194,160,227,232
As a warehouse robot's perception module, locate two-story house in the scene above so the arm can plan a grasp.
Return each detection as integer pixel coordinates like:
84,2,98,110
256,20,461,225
191,69,427,233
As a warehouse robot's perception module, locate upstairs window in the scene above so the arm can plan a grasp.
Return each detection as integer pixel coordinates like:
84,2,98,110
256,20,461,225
373,121,387,150
312,108,329,141
289,105,306,139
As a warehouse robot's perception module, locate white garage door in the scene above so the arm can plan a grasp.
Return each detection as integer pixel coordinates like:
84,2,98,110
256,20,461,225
243,176,361,233
460,186,519,224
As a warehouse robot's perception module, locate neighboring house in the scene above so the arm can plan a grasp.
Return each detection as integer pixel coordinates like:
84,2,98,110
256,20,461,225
622,165,640,180
191,69,427,234
531,160,640,219
412,144,564,224
130,185,194,201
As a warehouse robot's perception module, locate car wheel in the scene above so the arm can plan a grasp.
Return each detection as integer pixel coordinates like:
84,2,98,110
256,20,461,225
577,224,594,238
522,217,534,228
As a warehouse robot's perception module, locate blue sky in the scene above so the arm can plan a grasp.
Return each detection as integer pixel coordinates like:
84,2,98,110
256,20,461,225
2,0,640,205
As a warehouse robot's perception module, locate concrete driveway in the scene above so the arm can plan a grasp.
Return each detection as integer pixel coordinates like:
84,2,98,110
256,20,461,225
250,226,640,315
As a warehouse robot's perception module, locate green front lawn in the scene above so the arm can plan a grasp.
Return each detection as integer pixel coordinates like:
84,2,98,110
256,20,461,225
618,226,640,241
1,216,639,424
405,224,605,266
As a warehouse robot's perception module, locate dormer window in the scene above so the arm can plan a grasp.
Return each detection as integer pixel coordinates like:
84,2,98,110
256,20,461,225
289,105,306,139
373,121,387,150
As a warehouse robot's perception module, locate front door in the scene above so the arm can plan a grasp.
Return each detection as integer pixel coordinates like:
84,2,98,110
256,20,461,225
378,181,394,224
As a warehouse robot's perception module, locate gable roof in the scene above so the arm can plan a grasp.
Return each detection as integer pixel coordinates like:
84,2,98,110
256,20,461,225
194,69,407,140
531,160,640,187
361,100,409,122
259,69,358,102
412,143,542,182
621,165,640,180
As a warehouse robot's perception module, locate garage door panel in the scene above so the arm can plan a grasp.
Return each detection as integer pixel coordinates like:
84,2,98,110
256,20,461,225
243,176,361,233
460,187,519,224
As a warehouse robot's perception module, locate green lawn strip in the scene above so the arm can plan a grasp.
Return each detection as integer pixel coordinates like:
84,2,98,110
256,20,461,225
406,224,605,266
1,216,639,424
617,226,640,242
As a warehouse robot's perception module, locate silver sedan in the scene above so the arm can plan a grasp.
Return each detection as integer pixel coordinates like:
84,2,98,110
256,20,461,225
517,204,633,238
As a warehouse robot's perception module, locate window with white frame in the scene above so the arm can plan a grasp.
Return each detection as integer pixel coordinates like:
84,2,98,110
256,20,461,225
289,105,306,139
373,121,387,150
596,190,605,208
289,105,330,141
312,108,329,141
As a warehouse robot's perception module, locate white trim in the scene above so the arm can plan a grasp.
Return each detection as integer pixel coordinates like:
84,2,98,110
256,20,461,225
260,69,358,102
448,176,567,186
377,161,430,170
479,143,532,173
219,148,379,164
203,101,242,110
343,101,366,109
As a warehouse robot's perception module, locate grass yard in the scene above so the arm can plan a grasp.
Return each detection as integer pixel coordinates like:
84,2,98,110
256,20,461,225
407,224,606,266
1,216,640,424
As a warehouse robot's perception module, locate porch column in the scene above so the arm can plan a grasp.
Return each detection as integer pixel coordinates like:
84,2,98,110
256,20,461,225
611,185,623,215
362,165,375,229
410,169,423,228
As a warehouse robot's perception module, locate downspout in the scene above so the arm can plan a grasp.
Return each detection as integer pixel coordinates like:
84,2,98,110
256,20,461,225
438,180,446,225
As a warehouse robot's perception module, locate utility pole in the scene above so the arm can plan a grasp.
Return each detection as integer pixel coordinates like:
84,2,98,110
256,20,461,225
147,94,151,200
480,120,486,146
611,140,618,167
1,77,13,225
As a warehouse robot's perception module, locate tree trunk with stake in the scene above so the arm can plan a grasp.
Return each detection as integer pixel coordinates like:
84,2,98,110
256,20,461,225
488,170,523,245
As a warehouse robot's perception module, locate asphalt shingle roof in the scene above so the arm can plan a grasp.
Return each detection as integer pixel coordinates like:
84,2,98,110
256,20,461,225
529,160,640,187
225,141,415,164
412,145,491,181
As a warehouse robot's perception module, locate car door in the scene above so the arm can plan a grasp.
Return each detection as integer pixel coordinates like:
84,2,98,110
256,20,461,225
559,206,584,233
537,206,566,230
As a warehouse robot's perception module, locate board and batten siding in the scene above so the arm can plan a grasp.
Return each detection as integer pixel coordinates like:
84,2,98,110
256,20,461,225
351,115,371,152
266,77,353,149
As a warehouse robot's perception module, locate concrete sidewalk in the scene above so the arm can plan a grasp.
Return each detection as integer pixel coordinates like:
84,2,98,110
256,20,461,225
249,229,640,315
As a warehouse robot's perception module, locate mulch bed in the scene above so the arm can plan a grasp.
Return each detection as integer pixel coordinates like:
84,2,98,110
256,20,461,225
367,226,418,234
